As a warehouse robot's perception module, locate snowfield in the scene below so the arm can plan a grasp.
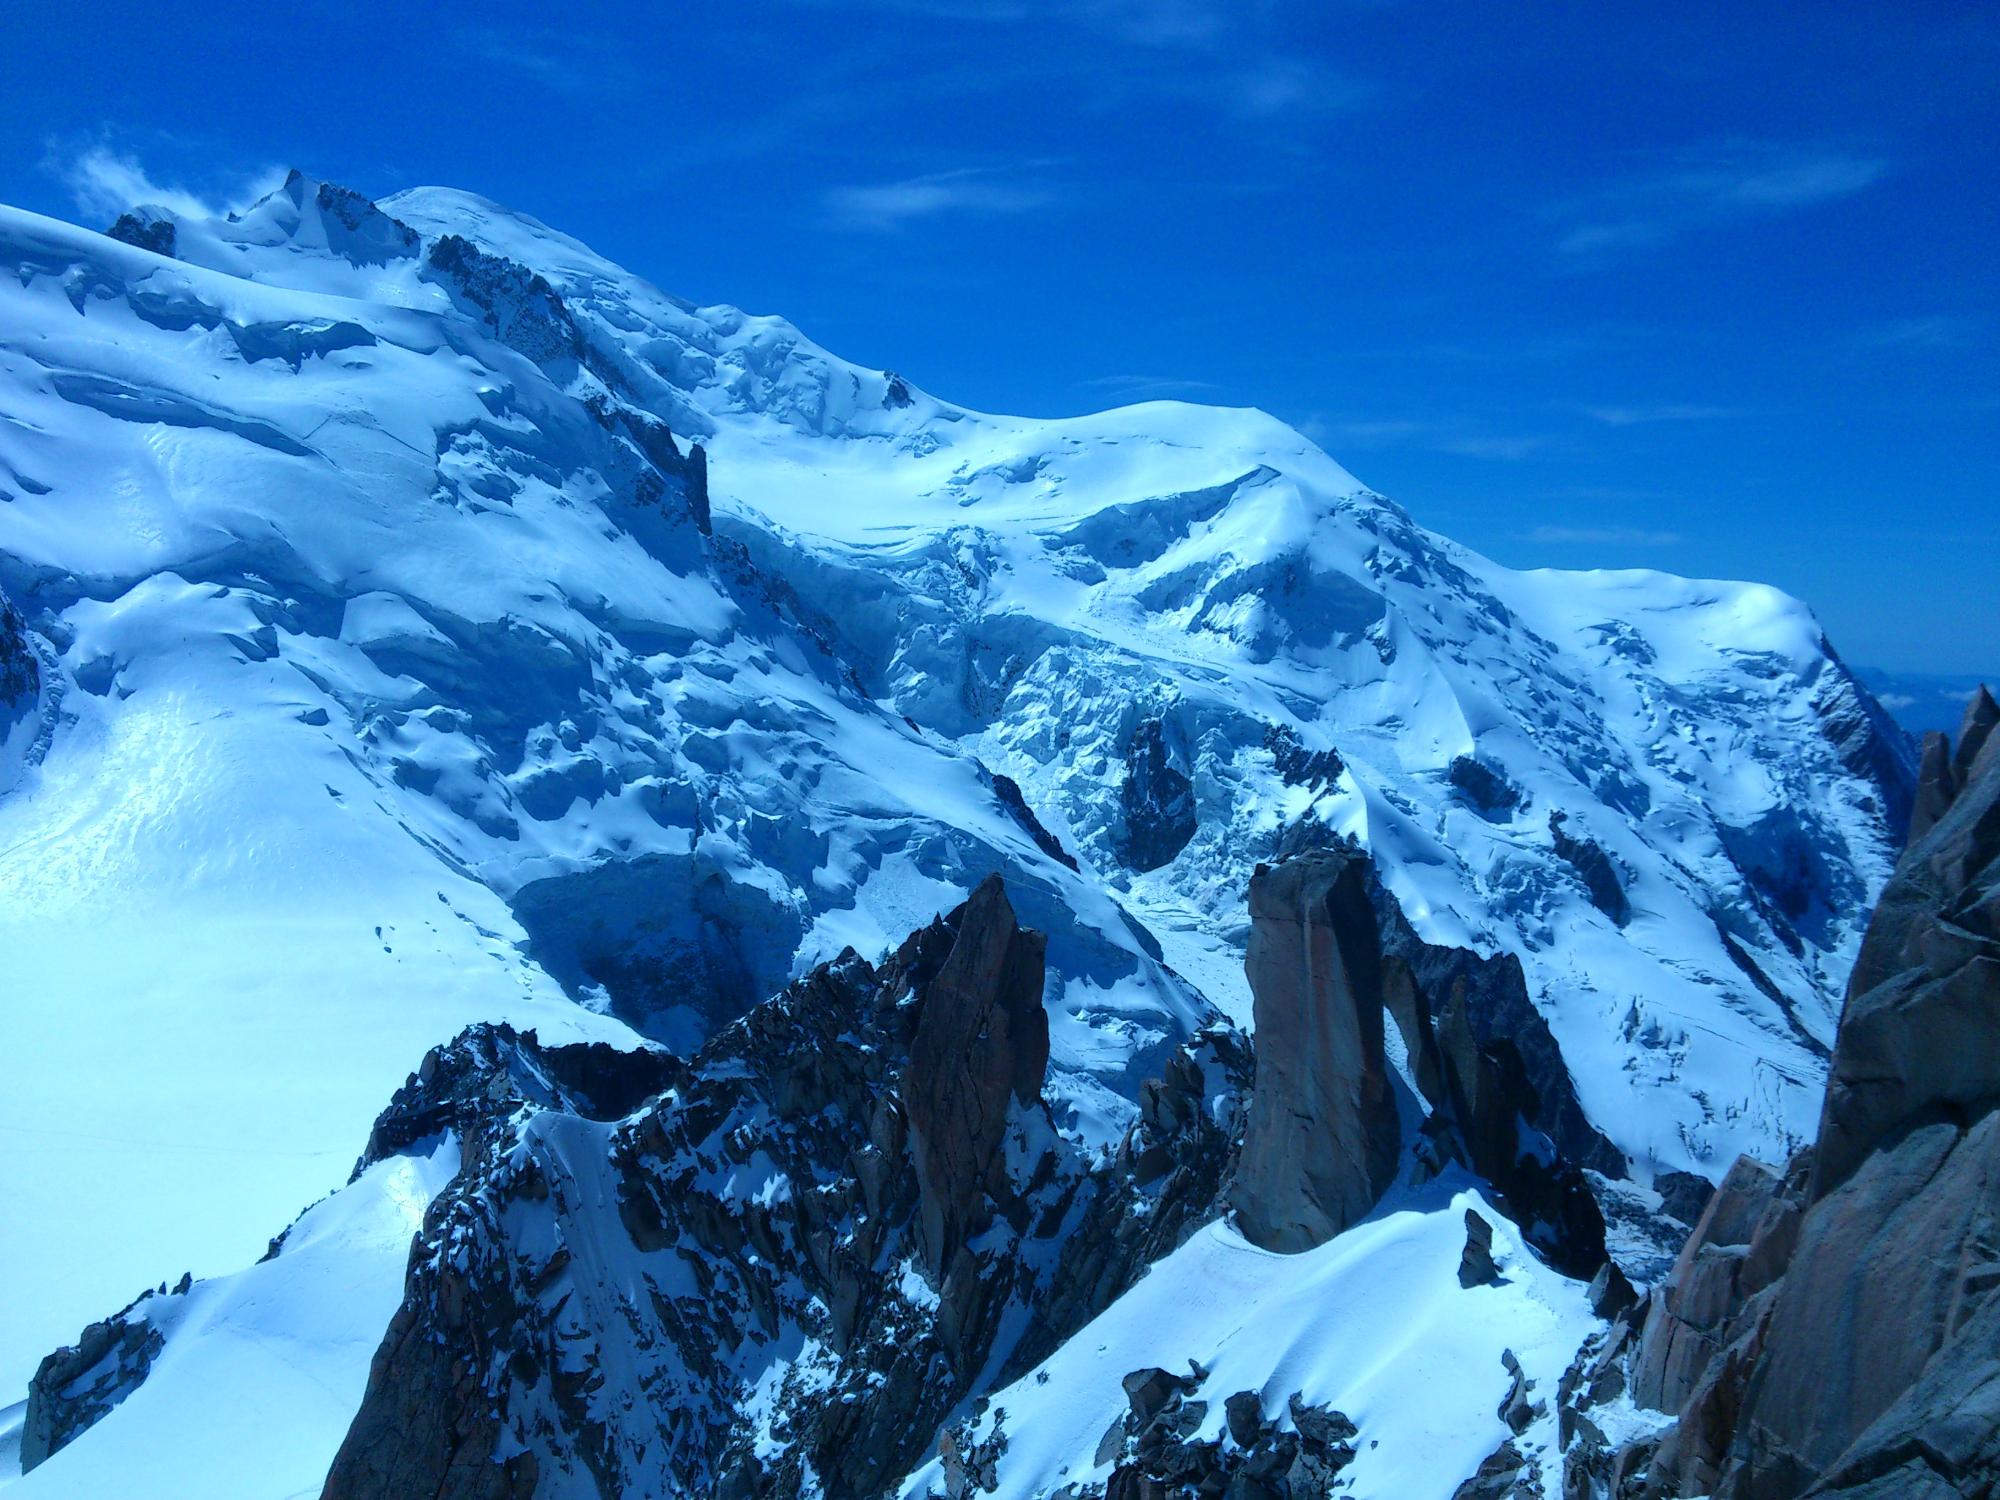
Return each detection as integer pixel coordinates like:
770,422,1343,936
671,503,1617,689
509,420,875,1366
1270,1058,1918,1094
0,174,1910,1493
900,1177,1594,1500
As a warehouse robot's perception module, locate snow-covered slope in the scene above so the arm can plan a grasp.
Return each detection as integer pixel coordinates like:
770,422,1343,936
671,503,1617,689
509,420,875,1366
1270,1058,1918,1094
0,174,1908,1442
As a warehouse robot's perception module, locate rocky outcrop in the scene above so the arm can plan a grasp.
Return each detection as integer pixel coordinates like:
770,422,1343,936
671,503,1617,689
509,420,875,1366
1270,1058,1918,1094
1561,689,2000,1499
353,1021,682,1174
1454,1438,1542,1500
1057,1371,1360,1500
1450,754,1524,819
904,874,1050,1277
1230,849,1401,1252
1951,684,1998,790
584,392,712,533
1910,731,1958,845
426,233,585,367
322,878,1246,1500
308,175,422,263
1265,723,1345,790
1363,837,1617,1276
1550,811,1631,927
1460,1208,1502,1287
1624,1155,1805,1421
1231,834,1614,1271
1116,717,1197,871
990,770,1080,871
1,588,37,709
19,1277,185,1472
106,209,176,257
1810,656,1920,842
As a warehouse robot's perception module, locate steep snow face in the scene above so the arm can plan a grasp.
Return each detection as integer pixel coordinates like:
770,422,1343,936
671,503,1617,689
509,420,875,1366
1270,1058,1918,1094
3,1141,459,1499
0,177,1907,1390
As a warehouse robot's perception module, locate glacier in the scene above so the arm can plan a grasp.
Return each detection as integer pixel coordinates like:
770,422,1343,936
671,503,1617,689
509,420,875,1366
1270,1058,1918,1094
0,173,1912,1491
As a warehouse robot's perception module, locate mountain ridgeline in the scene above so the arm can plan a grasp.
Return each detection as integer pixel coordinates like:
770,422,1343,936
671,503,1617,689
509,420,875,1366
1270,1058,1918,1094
0,173,1957,1499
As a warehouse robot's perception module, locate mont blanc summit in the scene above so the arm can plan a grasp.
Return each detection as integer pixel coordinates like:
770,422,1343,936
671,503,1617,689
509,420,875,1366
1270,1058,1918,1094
0,175,1932,1498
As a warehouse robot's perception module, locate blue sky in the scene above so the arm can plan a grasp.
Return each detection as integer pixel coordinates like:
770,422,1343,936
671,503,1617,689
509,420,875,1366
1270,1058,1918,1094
2,1,1993,676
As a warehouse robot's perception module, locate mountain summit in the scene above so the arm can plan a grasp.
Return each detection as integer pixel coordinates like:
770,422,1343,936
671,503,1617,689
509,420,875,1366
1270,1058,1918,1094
0,176,1915,1496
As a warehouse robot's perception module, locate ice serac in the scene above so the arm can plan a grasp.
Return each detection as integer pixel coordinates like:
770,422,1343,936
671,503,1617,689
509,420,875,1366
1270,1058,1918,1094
1560,695,2000,1499
1230,849,1401,1253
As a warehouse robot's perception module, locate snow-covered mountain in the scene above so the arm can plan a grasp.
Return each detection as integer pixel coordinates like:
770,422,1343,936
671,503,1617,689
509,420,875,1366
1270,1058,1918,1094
0,175,1912,1495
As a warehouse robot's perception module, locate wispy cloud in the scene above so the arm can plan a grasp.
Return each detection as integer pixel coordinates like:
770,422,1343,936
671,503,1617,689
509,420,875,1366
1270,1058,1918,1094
1078,373,1223,402
456,26,645,95
1520,524,1683,548
1223,56,1374,119
1857,314,1979,350
47,139,284,224
1558,142,1887,258
1580,402,1738,426
1439,433,1552,461
784,0,1370,125
1301,415,1553,461
823,166,1056,230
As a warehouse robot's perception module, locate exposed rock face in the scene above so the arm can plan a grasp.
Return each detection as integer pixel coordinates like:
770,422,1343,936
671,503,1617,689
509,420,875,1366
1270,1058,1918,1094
19,1280,183,1472
904,874,1050,1276
1117,717,1197,871
0,583,46,796
1551,811,1631,927
584,392,712,534
1,588,38,709
1561,691,2000,1499
426,233,585,366
1379,913,1615,1278
1453,1438,1541,1500
1450,754,1524,819
309,175,422,262
1265,722,1345,790
1951,684,1998,790
1230,834,1614,1270
1460,1209,1502,1288
1910,731,1957,845
106,209,176,257
1810,657,1920,841
1625,1156,1804,1421
1230,849,1402,1252
354,1021,682,1174
990,770,1080,870
1066,1373,1360,1499
322,879,1246,1500
1809,688,2000,1198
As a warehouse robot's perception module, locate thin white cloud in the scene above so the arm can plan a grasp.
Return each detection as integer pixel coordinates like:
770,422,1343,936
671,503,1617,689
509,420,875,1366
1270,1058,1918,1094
456,26,645,95
52,141,283,224
783,0,1370,125
1559,143,1887,258
1440,433,1551,461
1522,524,1683,547
1299,415,1551,461
1581,402,1737,426
1225,56,1373,118
823,167,1054,230
1859,314,1978,350
1079,374,1223,401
